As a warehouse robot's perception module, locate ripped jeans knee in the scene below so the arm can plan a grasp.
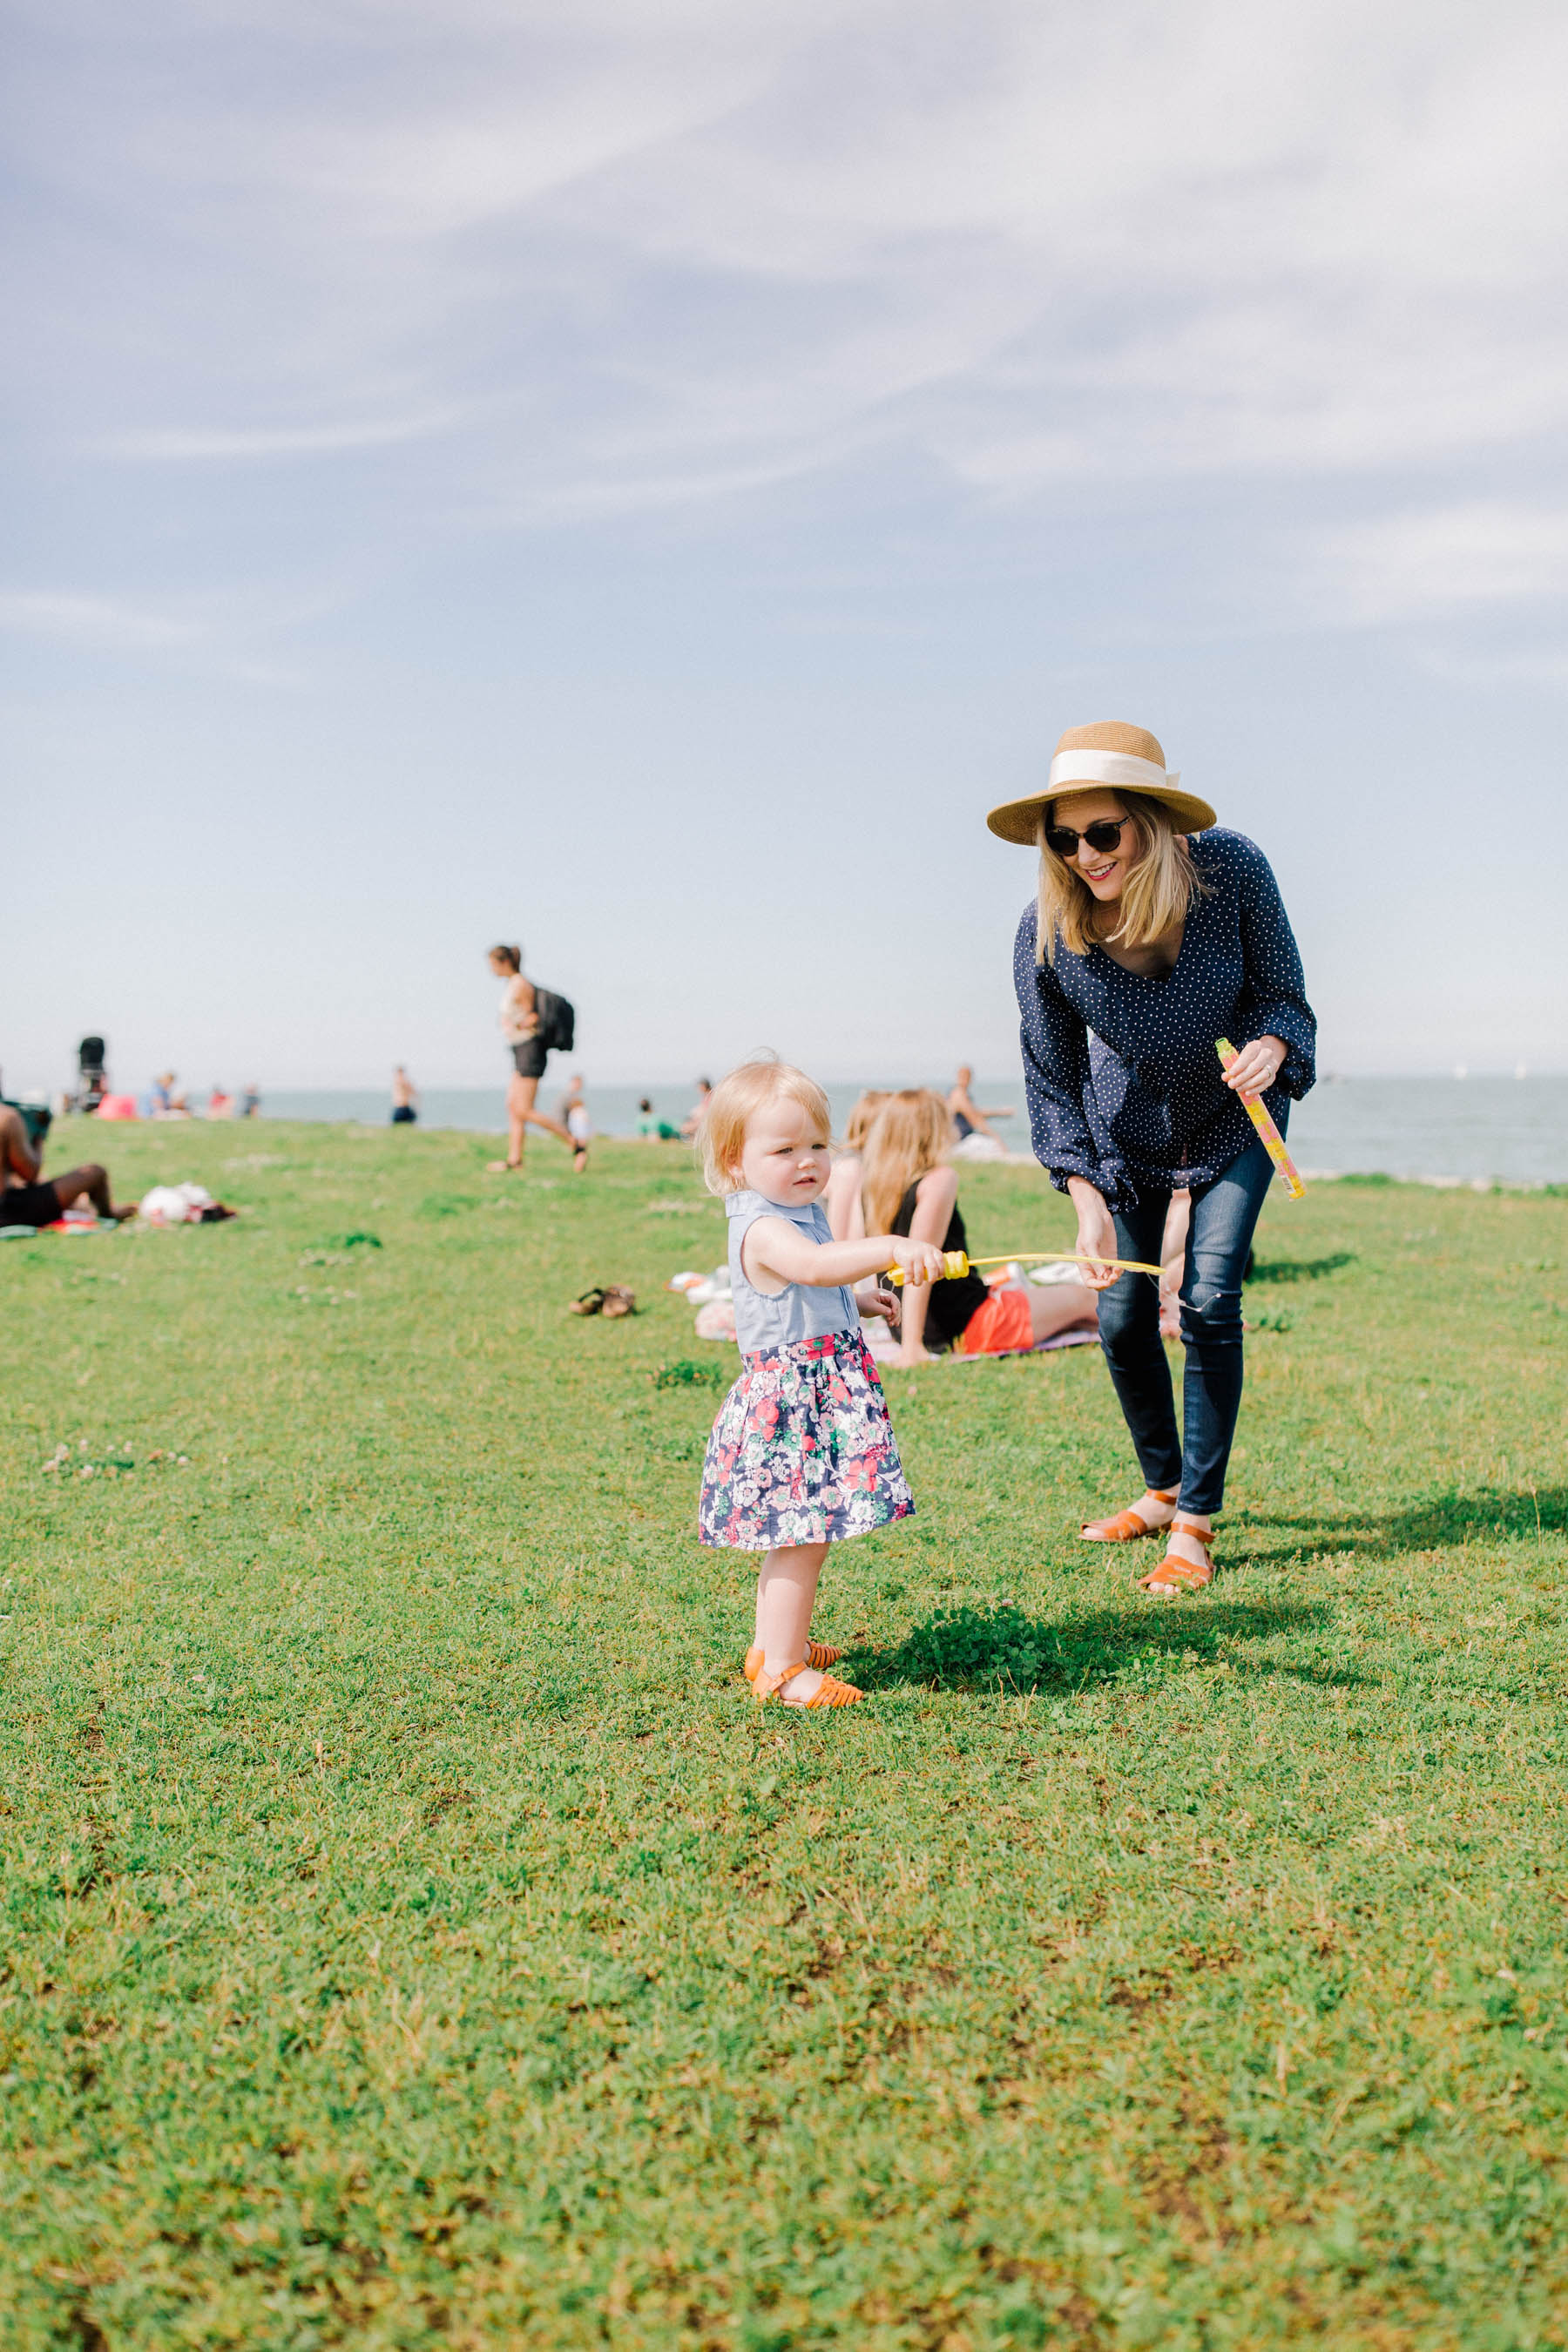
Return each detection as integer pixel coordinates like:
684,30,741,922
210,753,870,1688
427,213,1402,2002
1178,1272,1244,1348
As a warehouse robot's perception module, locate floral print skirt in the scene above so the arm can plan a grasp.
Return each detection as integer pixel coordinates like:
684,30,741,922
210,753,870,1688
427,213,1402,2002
698,1328,915,1551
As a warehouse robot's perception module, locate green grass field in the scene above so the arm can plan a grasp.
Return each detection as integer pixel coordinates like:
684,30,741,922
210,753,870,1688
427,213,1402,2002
3,1116,1567,2349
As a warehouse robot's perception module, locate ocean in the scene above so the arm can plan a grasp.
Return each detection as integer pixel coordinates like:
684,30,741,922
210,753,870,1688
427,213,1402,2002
254,1076,1568,1186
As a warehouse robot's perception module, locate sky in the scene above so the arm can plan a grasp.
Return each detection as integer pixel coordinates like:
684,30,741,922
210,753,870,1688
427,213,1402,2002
4,0,1568,1094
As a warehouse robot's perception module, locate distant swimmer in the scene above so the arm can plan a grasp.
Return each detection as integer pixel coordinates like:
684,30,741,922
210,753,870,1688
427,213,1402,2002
391,1066,419,1126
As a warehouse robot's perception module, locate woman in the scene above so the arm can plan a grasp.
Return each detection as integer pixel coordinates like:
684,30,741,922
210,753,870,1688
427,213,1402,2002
0,1103,133,1227
486,944,585,1173
862,1090,1098,1366
990,720,1315,1595
822,1089,889,1242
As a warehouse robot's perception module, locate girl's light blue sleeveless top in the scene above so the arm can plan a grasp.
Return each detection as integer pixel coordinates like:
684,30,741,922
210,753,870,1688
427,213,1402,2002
726,1189,859,1355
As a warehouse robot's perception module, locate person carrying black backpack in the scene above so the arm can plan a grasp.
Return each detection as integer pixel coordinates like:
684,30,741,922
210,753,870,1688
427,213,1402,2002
486,943,585,1173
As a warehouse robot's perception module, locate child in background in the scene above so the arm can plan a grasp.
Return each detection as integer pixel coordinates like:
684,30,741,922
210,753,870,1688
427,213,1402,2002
864,1091,1099,1364
822,1086,889,1242
697,1058,947,1709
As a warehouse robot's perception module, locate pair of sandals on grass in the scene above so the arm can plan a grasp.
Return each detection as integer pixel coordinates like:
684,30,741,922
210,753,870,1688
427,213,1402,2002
568,1284,637,1318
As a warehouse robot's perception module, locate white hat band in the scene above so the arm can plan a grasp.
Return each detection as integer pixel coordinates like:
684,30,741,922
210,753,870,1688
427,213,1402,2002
1046,749,1182,797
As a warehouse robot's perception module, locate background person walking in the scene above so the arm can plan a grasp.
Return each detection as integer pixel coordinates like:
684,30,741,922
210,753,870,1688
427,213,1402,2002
486,943,585,1173
991,720,1315,1596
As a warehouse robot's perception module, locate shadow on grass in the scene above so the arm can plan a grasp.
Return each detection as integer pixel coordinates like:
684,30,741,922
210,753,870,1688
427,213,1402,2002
844,1595,1357,1697
1242,1485,1568,1558
1245,1252,1356,1285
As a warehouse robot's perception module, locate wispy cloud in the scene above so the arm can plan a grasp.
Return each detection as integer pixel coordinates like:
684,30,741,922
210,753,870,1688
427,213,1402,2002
0,591,203,651
8,0,1568,645
102,409,475,462
1315,502,1568,625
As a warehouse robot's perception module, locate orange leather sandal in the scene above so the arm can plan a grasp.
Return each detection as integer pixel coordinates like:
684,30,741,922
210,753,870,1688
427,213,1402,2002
744,1638,841,1682
753,1660,863,1707
1081,1488,1177,1542
1136,1517,1215,1596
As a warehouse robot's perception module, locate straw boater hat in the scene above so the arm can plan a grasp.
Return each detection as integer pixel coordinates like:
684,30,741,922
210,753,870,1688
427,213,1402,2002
986,720,1217,845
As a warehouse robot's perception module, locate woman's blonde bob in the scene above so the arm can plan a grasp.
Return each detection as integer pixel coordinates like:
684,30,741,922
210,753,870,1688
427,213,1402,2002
1036,788,1201,966
860,1090,955,1239
697,1057,834,1196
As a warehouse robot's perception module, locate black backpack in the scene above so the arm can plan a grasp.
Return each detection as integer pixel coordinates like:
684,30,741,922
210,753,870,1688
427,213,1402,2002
532,986,575,1054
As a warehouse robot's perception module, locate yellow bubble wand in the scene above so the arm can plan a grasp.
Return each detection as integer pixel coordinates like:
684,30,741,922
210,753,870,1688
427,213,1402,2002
1216,1037,1306,1200
888,1247,1161,1288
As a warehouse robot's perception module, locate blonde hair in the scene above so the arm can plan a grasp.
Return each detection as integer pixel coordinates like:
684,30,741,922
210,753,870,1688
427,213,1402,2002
1036,788,1200,965
841,1090,889,1153
860,1089,955,1238
698,1057,833,1196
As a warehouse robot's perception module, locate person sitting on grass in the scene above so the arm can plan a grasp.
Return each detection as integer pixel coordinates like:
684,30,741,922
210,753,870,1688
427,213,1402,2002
822,1088,889,1242
696,1058,947,1710
637,1097,681,1140
947,1064,1015,1144
679,1077,713,1139
861,1089,1099,1366
0,1104,134,1227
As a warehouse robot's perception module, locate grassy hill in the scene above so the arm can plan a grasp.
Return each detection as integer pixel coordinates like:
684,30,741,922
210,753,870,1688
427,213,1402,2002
3,1117,1566,2349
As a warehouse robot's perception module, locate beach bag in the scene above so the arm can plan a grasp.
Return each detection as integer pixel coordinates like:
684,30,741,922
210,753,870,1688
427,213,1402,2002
532,986,575,1053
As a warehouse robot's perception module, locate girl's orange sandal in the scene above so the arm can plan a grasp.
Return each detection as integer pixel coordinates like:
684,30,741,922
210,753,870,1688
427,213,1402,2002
1136,1517,1215,1597
1081,1488,1176,1542
753,1660,863,1708
743,1639,841,1682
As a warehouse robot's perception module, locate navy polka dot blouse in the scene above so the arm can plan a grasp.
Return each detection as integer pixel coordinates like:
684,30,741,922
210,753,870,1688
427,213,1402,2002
1012,828,1316,1211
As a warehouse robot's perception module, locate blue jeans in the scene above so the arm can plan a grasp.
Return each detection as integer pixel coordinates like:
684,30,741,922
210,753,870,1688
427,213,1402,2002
1095,1133,1277,1516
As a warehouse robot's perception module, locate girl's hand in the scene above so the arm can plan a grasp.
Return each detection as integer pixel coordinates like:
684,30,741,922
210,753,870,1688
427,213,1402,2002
885,1237,949,1288
1068,1186,1120,1290
855,1286,900,1325
1222,1034,1286,1097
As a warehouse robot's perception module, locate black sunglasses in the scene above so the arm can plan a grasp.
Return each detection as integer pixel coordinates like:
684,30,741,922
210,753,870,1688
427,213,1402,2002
1044,816,1127,858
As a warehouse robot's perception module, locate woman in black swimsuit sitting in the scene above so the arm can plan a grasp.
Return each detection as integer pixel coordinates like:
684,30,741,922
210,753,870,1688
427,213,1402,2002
860,1091,1097,1366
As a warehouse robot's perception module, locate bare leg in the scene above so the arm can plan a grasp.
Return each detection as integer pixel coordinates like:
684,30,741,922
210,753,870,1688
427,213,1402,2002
755,1540,830,1704
494,1074,583,1169
50,1164,133,1220
1025,1279,1098,1343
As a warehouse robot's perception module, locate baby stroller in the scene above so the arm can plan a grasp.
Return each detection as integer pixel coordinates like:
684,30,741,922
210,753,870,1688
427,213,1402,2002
76,1036,108,1112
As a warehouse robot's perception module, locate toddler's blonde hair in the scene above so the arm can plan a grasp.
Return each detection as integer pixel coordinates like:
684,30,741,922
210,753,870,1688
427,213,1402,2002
860,1089,956,1237
698,1056,834,1196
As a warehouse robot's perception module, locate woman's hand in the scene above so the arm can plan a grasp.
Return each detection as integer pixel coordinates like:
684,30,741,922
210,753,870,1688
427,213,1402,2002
1066,1178,1119,1290
886,1237,950,1288
1222,1034,1287,1097
855,1286,900,1326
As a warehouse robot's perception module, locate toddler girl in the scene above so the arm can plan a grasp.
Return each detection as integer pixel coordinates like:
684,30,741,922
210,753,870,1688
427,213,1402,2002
696,1058,947,1708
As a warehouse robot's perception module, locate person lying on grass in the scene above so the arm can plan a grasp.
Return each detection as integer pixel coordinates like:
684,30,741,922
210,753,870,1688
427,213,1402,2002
696,1058,947,1710
0,1104,134,1228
